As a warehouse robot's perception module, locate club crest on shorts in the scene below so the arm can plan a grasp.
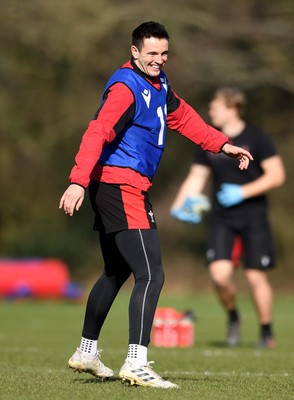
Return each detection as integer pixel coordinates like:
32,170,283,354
148,209,156,224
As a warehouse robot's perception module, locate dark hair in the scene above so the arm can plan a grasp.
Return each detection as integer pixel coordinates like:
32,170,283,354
213,87,246,117
132,21,169,50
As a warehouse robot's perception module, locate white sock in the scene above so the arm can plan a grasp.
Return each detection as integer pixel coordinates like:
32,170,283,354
126,344,147,366
79,337,97,358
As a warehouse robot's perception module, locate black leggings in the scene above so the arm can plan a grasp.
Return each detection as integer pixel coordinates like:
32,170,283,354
82,229,165,347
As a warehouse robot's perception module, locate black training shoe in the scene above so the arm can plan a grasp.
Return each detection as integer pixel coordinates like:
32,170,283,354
256,336,276,349
226,320,241,347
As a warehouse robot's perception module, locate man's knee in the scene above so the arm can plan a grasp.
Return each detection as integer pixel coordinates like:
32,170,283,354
153,268,165,289
136,266,164,287
245,269,270,289
209,260,234,286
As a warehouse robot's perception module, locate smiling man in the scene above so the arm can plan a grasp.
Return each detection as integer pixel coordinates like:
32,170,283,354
59,21,253,388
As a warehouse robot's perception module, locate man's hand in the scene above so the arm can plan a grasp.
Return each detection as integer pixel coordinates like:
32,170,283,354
222,143,253,170
171,206,202,224
217,183,244,207
59,184,85,216
170,195,210,224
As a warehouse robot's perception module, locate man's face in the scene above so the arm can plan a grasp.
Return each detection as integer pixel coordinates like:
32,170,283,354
131,37,169,77
208,97,236,128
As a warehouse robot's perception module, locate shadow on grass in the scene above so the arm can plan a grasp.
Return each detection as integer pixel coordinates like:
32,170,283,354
208,340,257,349
72,377,120,384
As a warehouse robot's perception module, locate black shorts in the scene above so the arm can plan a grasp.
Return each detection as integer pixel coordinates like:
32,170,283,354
88,181,157,234
206,208,276,270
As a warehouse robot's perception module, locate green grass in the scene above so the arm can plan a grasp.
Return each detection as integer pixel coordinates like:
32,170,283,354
1,291,294,399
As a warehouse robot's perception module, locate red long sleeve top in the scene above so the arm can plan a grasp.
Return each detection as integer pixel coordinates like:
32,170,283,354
69,60,227,191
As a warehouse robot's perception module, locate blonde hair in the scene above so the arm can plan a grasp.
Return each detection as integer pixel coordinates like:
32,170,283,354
213,87,246,117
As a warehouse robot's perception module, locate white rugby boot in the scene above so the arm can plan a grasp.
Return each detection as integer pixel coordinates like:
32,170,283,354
119,360,179,388
68,347,114,379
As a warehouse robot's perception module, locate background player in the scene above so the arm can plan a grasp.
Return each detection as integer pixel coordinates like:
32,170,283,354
171,87,285,347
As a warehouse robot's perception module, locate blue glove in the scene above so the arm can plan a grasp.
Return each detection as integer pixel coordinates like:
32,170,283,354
170,195,210,224
170,207,201,224
217,183,244,207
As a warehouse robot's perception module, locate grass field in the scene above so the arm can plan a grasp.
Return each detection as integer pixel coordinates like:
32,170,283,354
1,291,293,400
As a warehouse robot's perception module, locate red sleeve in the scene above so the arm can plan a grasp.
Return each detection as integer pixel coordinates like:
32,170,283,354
69,83,134,187
166,93,228,153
